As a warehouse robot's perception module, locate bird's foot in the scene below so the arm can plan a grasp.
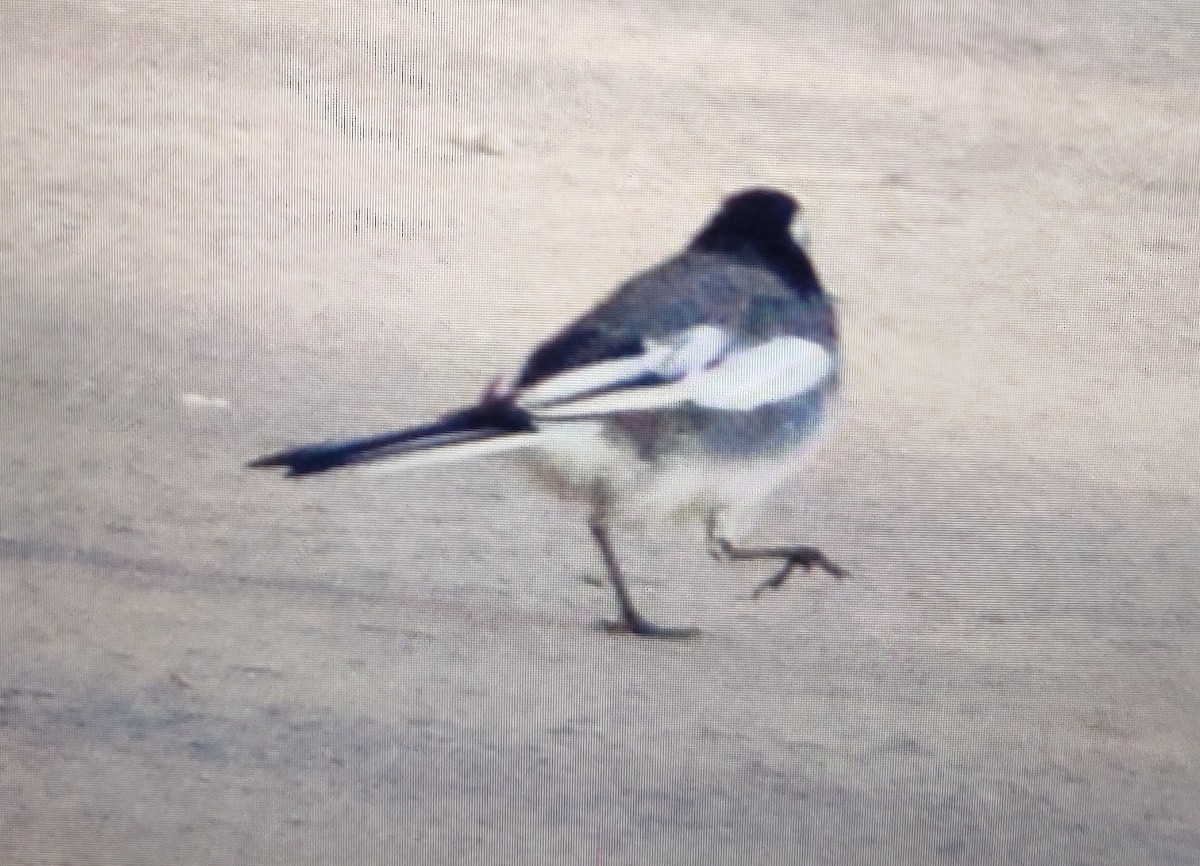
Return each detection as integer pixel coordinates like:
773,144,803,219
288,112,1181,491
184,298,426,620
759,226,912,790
709,533,848,599
748,547,848,599
589,519,701,638
600,612,700,640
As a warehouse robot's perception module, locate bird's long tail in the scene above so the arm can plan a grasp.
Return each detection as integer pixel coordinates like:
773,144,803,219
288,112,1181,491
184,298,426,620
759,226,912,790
248,402,540,477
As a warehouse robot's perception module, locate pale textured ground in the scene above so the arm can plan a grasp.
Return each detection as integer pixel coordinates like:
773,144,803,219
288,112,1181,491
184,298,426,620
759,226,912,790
1,1,1198,863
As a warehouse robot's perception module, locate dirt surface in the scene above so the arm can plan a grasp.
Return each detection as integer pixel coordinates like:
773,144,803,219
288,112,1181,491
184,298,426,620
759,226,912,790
2,2,1198,863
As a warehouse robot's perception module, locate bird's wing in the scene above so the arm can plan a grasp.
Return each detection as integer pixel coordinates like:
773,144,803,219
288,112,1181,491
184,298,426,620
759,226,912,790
520,325,832,419
686,336,833,411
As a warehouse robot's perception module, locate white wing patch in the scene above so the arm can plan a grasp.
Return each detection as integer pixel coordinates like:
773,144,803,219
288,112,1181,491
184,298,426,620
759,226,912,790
519,348,672,408
519,324,731,410
528,380,692,418
523,326,832,420
687,336,832,411
651,324,733,377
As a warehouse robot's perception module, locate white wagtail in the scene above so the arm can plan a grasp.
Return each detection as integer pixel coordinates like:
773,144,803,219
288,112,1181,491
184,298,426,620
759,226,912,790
251,188,847,638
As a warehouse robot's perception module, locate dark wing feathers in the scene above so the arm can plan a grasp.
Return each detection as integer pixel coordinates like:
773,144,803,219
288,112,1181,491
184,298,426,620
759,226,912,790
515,326,645,391
516,255,830,390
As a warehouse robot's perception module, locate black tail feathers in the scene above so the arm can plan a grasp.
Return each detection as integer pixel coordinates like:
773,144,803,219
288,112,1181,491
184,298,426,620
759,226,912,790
248,402,535,477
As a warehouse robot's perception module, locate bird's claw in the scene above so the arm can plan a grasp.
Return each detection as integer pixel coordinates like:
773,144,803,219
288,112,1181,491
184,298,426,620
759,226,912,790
750,550,849,599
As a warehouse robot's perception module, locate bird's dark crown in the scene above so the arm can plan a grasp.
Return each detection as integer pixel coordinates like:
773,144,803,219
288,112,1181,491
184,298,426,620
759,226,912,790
689,188,800,252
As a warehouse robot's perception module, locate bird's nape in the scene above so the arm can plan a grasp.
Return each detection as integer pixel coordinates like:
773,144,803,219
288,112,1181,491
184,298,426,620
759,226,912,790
690,187,800,252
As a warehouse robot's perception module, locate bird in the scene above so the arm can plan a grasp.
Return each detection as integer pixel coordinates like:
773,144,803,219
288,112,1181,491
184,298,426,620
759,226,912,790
250,187,848,638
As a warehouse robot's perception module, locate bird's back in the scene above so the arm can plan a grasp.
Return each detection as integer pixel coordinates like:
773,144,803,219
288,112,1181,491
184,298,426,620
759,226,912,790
518,236,836,391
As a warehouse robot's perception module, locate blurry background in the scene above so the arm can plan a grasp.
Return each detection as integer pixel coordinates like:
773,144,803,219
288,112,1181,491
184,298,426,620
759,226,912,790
2,1,1197,863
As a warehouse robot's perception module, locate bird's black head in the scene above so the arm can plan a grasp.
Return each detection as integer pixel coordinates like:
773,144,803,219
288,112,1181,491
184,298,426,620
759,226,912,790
687,188,821,297
689,188,800,253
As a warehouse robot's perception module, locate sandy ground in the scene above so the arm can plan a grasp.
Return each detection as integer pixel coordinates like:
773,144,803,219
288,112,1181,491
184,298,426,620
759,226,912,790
2,1,1198,863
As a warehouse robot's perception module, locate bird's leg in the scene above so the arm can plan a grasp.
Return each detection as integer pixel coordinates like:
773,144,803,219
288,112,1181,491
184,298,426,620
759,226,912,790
706,513,848,599
587,519,699,639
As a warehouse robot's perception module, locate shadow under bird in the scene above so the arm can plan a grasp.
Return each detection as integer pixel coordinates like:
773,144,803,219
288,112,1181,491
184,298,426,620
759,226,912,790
250,187,848,637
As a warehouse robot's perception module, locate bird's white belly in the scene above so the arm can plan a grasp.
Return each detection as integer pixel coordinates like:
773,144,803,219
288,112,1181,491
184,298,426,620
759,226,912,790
517,402,836,533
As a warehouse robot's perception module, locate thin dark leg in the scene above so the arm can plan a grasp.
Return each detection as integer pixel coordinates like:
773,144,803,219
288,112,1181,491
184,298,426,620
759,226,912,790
588,519,699,639
706,514,848,599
